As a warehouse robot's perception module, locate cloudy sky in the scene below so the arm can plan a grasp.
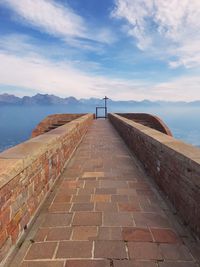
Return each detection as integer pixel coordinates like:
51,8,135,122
0,0,200,100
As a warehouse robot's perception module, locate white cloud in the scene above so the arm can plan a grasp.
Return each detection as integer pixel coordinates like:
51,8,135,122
112,0,200,68
2,0,115,47
0,34,37,56
0,49,148,100
151,75,200,101
3,0,86,37
1,48,200,101
0,33,199,101
0,32,145,100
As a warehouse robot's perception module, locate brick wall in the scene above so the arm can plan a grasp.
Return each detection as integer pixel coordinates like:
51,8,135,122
0,114,93,264
109,113,200,239
118,113,172,136
32,113,86,137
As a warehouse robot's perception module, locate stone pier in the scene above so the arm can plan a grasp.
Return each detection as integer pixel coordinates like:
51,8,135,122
7,119,199,267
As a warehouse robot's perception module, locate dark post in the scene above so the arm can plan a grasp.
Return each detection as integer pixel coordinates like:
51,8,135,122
103,96,109,118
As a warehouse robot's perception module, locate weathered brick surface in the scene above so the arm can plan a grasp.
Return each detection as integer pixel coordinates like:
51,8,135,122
31,113,86,137
0,114,93,264
72,226,98,240
97,227,122,240
158,262,197,267
122,227,153,242
56,241,93,258
72,212,102,226
127,242,162,260
21,261,65,267
113,260,157,267
65,260,110,267
25,242,57,260
118,113,173,136
6,119,199,266
103,212,133,226
109,113,200,239
94,240,127,258
151,228,180,243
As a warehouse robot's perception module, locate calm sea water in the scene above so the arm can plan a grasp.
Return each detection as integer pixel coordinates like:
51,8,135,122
0,105,200,152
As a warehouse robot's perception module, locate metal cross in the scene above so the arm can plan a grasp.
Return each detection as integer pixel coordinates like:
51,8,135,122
103,96,109,109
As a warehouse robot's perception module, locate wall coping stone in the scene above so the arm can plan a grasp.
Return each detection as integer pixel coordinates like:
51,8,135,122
118,112,173,136
111,113,200,172
0,114,93,189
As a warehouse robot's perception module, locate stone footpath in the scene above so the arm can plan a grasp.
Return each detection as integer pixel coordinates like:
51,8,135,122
9,120,199,267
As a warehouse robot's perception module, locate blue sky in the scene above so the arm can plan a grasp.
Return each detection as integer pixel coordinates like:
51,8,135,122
0,0,200,100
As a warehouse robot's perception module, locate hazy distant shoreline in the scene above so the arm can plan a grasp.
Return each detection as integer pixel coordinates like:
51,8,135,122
1,93,200,107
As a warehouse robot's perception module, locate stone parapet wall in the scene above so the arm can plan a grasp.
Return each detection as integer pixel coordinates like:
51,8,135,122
109,113,200,239
0,114,93,264
32,113,86,137
118,113,172,136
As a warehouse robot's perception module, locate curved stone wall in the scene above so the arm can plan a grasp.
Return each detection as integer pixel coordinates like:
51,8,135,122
0,114,93,264
118,113,173,136
32,113,86,138
109,113,200,239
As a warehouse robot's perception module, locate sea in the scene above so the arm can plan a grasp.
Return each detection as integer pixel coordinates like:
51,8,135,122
0,105,200,152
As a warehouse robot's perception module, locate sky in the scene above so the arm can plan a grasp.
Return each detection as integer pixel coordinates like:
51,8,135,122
0,0,200,101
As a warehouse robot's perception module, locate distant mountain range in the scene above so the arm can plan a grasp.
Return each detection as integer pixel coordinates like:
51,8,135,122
0,93,200,107
0,93,79,105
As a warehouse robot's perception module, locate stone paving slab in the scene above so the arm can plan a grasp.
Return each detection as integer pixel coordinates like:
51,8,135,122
9,120,199,267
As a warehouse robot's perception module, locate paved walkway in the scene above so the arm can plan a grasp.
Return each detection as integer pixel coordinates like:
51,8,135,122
10,120,199,267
